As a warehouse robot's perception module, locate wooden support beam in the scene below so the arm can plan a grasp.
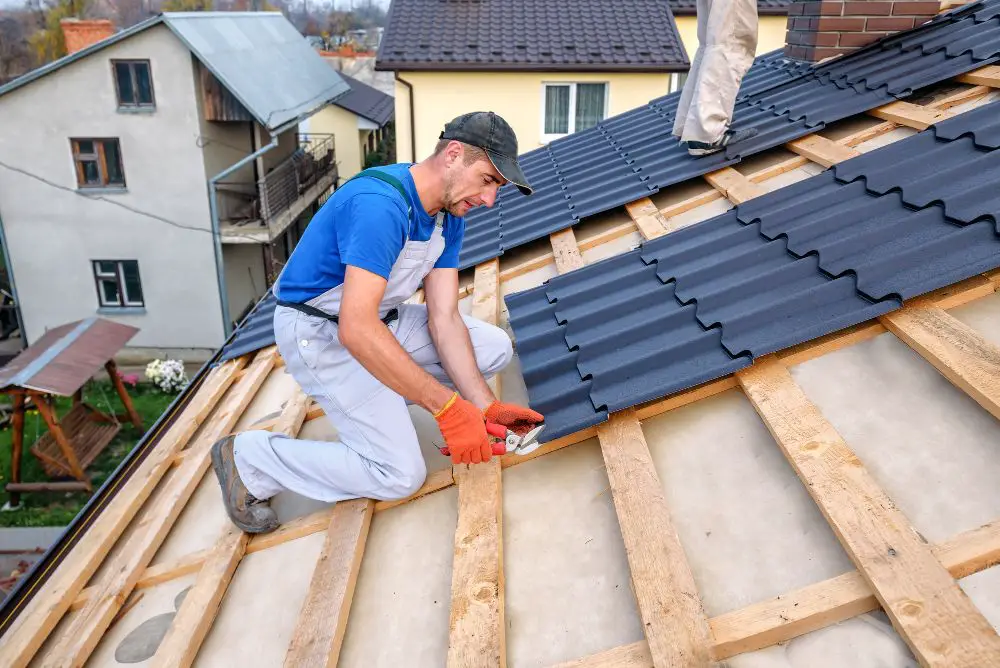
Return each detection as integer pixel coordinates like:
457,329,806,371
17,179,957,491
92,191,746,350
786,134,861,168
737,358,1000,666
956,64,1000,87
151,529,249,668
703,167,767,204
31,392,87,482
152,387,311,667
39,348,278,668
0,358,248,668
105,360,142,429
868,100,946,131
552,518,1000,667
881,302,1000,420
448,258,506,668
549,228,587,273
625,198,671,240
596,411,714,666
283,498,375,667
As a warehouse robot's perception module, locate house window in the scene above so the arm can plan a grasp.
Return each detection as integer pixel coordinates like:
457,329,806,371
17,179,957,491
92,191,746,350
112,60,154,109
542,82,607,140
669,72,689,94
92,260,144,308
71,138,126,189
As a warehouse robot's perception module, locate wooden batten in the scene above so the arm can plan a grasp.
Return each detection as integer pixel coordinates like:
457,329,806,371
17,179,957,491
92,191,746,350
737,358,1000,665
198,61,254,123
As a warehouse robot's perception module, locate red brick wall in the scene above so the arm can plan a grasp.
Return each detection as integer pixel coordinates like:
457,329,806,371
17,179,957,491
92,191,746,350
60,19,115,54
784,0,941,62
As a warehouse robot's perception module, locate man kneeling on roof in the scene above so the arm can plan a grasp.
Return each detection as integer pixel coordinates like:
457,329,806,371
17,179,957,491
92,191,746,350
210,112,544,534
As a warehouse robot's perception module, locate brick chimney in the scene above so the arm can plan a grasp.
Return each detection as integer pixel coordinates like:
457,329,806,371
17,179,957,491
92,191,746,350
60,18,115,54
784,0,941,62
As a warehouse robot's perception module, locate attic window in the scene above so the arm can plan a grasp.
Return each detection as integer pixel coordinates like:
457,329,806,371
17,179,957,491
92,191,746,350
112,60,154,110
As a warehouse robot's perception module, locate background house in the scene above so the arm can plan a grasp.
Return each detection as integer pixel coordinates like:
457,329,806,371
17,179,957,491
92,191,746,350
0,11,349,363
302,71,394,183
375,0,690,162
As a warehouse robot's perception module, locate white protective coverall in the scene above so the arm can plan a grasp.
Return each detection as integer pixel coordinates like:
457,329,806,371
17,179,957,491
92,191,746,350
672,0,759,145
232,205,513,503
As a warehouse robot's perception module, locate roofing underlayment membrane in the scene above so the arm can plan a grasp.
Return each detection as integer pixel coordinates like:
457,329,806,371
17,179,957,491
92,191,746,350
506,101,1000,441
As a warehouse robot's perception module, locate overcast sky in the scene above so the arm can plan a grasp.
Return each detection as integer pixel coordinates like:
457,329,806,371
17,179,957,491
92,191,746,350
0,0,391,11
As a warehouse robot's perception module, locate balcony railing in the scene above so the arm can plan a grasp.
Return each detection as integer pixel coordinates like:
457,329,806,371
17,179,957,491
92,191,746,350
216,133,337,233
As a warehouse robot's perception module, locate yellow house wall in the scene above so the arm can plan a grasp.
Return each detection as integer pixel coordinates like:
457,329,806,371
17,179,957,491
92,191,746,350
394,71,672,162
674,14,789,58
308,103,365,183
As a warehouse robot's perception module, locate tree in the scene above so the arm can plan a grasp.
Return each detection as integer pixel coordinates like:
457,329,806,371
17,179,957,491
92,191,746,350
161,0,211,11
26,0,90,66
0,13,34,81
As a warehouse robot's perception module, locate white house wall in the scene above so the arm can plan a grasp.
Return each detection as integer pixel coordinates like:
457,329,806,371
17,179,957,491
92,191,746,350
222,243,266,323
0,24,226,353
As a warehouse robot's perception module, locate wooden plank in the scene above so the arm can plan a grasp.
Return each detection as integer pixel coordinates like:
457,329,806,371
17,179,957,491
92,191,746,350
786,134,861,168
881,302,1000,420
868,100,945,130
658,189,723,219
151,386,311,666
282,498,375,668
448,258,506,667
31,392,86,481
737,359,1000,666
703,167,767,204
549,228,587,273
447,460,505,668
151,529,249,668
39,348,278,668
0,358,247,668
956,64,1000,87
559,518,1000,667
596,410,713,666
625,198,671,240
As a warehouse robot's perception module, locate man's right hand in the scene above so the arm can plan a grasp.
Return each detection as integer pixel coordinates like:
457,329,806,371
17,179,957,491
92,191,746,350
434,392,492,465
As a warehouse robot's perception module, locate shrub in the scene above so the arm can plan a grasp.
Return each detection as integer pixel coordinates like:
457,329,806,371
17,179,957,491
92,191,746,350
144,359,188,394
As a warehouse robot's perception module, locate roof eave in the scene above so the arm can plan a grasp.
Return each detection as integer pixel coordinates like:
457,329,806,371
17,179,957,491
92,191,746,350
374,60,691,73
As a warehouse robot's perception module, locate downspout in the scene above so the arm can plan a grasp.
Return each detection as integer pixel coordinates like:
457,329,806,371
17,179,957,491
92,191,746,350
395,72,417,161
208,131,279,339
0,207,25,347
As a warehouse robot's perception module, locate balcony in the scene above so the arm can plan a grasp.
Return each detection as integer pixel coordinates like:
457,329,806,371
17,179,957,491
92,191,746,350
217,133,337,244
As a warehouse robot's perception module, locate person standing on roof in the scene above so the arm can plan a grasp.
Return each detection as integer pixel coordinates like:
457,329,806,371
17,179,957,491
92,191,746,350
673,0,760,156
210,112,544,534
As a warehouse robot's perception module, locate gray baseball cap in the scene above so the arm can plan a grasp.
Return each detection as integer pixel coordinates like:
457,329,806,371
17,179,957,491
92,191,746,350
439,111,533,196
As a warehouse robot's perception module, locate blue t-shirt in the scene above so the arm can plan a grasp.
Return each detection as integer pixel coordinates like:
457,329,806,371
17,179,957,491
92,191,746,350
275,163,465,303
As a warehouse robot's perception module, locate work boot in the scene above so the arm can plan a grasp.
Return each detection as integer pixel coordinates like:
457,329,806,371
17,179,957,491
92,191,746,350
210,435,279,534
686,127,759,156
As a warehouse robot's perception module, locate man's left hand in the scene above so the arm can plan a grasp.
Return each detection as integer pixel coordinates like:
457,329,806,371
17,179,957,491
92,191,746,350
484,401,543,436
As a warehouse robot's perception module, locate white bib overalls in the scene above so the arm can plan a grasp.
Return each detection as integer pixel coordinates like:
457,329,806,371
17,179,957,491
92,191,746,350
232,188,513,503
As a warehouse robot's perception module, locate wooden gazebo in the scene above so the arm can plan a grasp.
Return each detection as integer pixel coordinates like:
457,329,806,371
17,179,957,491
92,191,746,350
0,317,141,506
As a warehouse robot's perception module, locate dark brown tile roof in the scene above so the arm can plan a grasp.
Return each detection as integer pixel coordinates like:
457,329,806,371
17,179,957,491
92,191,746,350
375,0,690,72
333,73,395,126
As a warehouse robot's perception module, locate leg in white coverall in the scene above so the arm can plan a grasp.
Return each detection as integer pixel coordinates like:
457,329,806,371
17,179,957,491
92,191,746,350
673,0,759,145
232,303,513,503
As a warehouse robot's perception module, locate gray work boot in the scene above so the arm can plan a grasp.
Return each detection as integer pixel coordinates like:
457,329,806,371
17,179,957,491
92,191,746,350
210,435,279,534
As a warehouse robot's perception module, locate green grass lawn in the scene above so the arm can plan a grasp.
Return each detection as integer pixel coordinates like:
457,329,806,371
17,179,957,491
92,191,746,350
0,380,179,527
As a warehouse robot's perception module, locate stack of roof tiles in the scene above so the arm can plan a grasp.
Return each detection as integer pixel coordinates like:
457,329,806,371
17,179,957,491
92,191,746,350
506,101,1000,442
459,0,1000,268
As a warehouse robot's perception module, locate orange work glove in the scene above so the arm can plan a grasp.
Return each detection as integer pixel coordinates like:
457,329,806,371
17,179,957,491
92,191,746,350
483,401,544,436
434,392,492,465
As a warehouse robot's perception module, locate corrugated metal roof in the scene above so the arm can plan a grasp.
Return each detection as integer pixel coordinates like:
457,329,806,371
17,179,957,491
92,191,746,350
164,13,349,131
0,12,350,132
332,72,395,126
506,100,1000,442
459,0,1000,269
375,0,690,72
0,318,138,396
217,291,278,363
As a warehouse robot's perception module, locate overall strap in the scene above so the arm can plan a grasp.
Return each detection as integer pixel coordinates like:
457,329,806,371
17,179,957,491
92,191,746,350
348,168,414,220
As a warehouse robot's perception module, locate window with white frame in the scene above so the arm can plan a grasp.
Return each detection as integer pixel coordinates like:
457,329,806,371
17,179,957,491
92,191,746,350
92,260,144,308
669,71,689,94
542,82,608,140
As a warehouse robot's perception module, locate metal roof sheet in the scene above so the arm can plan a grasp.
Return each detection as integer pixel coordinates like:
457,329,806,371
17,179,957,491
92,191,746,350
0,318,138,396
330,72,395,126
217,291,278,363
459,0,1000,269
164,13,349,131
375,0,690,72
0,12,350,132
506,100,1000,442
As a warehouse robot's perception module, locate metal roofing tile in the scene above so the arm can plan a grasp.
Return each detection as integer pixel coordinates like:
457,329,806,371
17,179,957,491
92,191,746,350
933,101,1000,148
217,291,277,363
